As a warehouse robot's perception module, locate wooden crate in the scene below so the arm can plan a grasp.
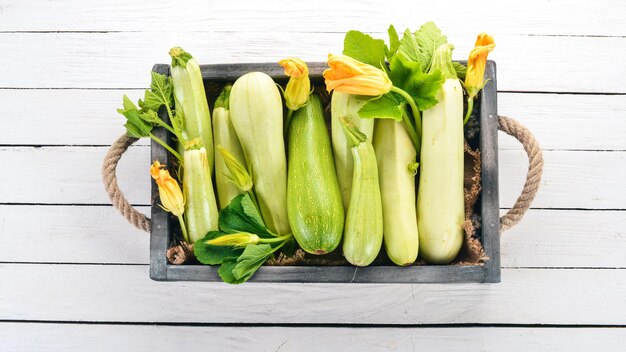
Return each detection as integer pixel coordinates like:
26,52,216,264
149,61,500,283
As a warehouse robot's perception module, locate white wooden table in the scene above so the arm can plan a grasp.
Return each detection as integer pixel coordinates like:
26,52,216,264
1,0,625,350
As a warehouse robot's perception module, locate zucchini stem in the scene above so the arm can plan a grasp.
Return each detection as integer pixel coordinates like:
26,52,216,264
284,109,294,135
464,97,474,125
149,132,183,162
391,86,422,138
401,109,421,153
258,233,293,244
177,214,190,243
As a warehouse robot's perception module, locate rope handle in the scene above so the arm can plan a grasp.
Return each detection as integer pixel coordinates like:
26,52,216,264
103,115,542,234
102,134,150,232
497,115,544,232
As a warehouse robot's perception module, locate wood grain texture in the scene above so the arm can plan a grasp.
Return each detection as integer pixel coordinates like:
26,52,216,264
0,205,149,264
2,147,623,209
2,207,623,268
4,90,625,151
1,0,625,37
1,323,625,352
1,264,625,324
1,32,625,93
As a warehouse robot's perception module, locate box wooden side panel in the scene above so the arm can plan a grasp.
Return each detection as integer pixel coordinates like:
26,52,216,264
481,61,501,283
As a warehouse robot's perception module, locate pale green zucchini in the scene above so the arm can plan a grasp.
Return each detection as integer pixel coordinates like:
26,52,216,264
331,92,375,211
183,146,219,243
373,119,419,266
287,95,344,254
229,72,290,235
341,118,383,267
212,85,246,209
417,44,465,264
169,47,214,171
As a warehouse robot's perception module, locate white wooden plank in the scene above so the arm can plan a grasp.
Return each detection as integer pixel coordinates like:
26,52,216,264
1,32,625,93
497,93,626,151
1,206,624,268
0,205,149,264
0,89,148,146
0,146,151,205
1,265,624,324
1,0,625,37
1,323,625,352
498,150,626,210
2,147,623,209
501,209,626,267
4,90,625,151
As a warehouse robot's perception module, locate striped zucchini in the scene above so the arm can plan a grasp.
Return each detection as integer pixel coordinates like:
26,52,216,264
287,95,344,254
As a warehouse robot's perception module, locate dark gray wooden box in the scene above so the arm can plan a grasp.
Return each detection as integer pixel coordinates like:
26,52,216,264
149,61,499,283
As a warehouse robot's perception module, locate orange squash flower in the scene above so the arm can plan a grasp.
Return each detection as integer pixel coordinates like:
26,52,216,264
279,57,311,110
323,54,392,96
150,161,184,217
465,33,495,99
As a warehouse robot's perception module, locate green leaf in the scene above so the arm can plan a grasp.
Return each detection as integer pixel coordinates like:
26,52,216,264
343,30,386,68
193,231,243,265
412,22,448,70
397,22,448,71
141,72,174,111
397,29,421,64
387,55,445,111
358,93,404,121
386,25,400,59
117,97,153,138
240,195,267,231
232,244,274,281
403,69,445,111
452,61,467,81
219,194,273,237
388,55,423,88
218,260,247,284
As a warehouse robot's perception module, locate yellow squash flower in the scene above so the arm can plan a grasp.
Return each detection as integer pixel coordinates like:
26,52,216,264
206,232,260,247
150,161,185,217
217,145,253,192
279,57,311,111
323,54,392,96
465,33,495,99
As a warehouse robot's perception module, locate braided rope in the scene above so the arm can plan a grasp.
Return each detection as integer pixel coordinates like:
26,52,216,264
102,134,151,232
498,116,544,232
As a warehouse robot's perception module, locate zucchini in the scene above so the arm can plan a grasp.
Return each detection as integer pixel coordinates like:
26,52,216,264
212,85,246,209
183,145,219,243
331,92,374,210
417,44,465,264
373,119,419,266
169,47,214,171
229,72,290,235
287,95,344,254
340,118,383,266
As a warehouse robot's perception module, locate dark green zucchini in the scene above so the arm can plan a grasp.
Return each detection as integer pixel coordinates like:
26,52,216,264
287,95,344,254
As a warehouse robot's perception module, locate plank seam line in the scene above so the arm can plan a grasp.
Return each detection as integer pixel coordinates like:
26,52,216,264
2,203,624,212
1,30,625,39
3,145,626,152
1,263,625,270
0,320,624,328
2,87,626,95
